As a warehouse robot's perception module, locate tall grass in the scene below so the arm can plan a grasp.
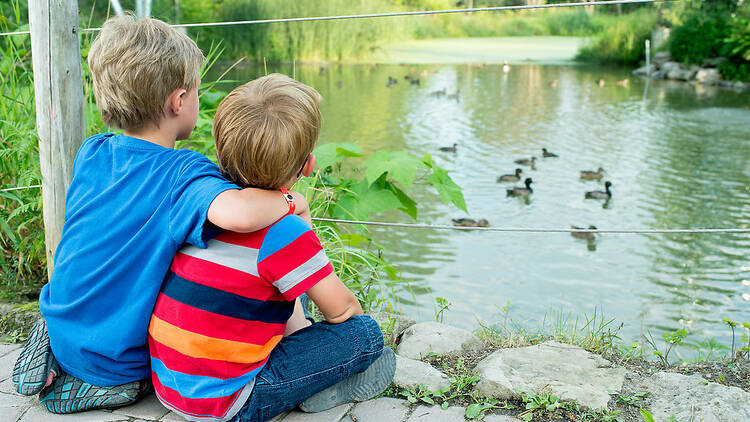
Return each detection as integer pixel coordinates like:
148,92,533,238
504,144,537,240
575,8,659,64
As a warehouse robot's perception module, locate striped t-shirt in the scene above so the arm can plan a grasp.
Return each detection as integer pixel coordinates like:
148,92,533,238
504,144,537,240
148,215,333,421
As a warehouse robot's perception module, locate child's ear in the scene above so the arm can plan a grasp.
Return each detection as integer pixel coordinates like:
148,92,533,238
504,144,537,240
166,88,187,116
301,154,316,177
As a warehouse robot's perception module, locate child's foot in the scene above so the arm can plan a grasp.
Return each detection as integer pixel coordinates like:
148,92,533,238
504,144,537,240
299,347,396,413
13,319,59,395
39,373,152,414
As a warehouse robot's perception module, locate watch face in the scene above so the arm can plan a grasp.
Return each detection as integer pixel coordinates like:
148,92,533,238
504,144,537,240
285,194,294,201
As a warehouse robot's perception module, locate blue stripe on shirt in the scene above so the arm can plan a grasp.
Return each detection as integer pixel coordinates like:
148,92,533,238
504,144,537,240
151,357,262,399
257,215,310,262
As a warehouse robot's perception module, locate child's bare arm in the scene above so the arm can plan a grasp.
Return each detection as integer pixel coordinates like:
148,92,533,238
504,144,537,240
306,273,363,324
207,188,309,233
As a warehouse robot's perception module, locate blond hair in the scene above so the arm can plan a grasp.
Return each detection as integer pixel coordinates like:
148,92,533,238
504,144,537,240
87,15,204,130
213,73,322,189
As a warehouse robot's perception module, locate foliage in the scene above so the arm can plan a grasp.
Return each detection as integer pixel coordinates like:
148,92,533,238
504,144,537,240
669,11,730,65
575,8,659,65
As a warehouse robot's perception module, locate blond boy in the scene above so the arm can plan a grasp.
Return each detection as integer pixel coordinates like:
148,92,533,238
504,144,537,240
147,74,395,422
13,17,309,414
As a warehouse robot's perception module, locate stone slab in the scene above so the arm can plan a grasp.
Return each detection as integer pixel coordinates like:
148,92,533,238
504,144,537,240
342,398,409,422
638,372,750,422
484,414,521,421
393,355,450,392
0,405,29,422
0,348,21,382
473,341,625,409
283,404,353,422
19,406,129,422
0,343,21,357
405,405,465,422
0,377,16,394
112,393,169,420
160,412,189,421
0,392,36,408
397,322,481,360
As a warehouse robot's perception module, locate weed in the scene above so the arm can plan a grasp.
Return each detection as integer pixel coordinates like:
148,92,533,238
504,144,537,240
616,391,649,407
434,296,451,323
723,318,737,359
645,328,688,366
465,398,511,420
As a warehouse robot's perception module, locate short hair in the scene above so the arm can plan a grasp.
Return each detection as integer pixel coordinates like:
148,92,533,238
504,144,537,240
213,73,322,189
87,15,204,130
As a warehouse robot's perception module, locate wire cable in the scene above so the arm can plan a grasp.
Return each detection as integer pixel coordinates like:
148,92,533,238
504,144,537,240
0,185,41,193
0,0,665,37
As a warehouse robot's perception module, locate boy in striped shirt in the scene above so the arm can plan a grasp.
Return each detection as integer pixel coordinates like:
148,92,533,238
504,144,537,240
148,73,395,422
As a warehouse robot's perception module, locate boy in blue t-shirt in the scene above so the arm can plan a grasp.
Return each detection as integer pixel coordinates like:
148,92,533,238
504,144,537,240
12,15,310,414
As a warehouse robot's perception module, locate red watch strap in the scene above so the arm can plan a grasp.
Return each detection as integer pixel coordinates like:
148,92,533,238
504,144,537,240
280,188,295,216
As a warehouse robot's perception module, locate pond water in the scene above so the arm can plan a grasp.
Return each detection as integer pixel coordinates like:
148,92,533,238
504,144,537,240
209,57,750,357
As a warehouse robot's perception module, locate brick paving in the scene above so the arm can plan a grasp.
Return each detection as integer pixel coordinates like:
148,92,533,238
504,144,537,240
0,343,519,421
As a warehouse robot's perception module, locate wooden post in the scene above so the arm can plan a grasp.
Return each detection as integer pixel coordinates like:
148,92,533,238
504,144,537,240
28,0,86,278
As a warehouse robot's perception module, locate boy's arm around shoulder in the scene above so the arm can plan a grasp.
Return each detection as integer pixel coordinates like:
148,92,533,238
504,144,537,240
306,272,363,324
208,188,310,233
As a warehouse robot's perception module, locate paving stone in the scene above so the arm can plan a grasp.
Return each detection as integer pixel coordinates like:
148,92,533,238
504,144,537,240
0,404,29,422
0,391,36,408
0,377,16,394
638,372,750,422
484,414,521,421
342,398,409,422
0,348,21,382
397,322,481,360
266,410,291,421
284,404,352,422
369,312,416,340
19,406,129,422
112,392,169,420
405,404,465,422
473,341,625,409
160,412,187,421
0,343,21,357
393,355,450,392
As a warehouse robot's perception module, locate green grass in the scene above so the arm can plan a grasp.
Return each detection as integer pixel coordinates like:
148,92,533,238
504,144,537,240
575,8,659,65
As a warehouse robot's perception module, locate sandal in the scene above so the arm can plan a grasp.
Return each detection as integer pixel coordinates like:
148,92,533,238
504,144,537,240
39,373,152,414
12,319,58,396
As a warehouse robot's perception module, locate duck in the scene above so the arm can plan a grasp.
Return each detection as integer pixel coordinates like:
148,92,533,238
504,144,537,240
430,88,446,97
386,76,398,87
542,148,558,158
439,143,457,153
615,78,629,87
585,181,612,200
452,218,490,227
597,79,606,87
580,167,605,180
497,168,522,183
502,61,511,73
507,178,533,196
447,90,460,101
549,80,558,88
410,78,421,86
571,225,597,240
514,156,536,166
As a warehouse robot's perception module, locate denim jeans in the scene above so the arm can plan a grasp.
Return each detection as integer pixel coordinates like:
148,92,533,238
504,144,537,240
230,314,385,422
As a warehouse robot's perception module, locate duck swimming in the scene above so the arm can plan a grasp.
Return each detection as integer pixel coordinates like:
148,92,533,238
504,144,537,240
514,156,536,166
452,218,490,227
497,168,522,182
439,143,457,153
580,167,605,180
571,225,597,240
542,148,558,158
585,181,612,200
507,178,533,196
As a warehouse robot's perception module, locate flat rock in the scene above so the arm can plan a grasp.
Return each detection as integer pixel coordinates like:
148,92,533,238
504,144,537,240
638,372,750,422
484,414,522,421
696,68,721,85
660,61,682,74
397,322,481,359
19,406,129,422
369,312,416,341
112,393,169,420
283,403,352,421
393,355,450,392
652,51,672,66
342,398,409,422
473,341,625,409
405,405,466,422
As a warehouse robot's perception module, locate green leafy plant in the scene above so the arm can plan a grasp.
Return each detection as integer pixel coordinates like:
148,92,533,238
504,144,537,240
640,409,656,422
434,296,451,323
465,398,509,420
722,318,738,360
616,391,649,407
645,328,688,366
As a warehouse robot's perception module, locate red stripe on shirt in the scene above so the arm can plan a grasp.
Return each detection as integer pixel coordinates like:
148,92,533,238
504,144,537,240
214,230,267,249
258,231,326,283
152,293,285,344
170,253,282,301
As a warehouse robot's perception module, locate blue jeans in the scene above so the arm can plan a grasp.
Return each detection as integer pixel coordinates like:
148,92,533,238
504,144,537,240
231,314,385,422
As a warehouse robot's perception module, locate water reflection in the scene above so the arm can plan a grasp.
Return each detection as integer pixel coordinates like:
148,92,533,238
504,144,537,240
208,62,750,351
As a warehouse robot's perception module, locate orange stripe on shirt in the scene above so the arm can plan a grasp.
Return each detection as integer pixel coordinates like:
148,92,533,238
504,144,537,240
149,315,282,364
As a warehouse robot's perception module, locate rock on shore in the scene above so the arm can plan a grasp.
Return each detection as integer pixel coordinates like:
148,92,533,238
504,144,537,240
632,52,747,91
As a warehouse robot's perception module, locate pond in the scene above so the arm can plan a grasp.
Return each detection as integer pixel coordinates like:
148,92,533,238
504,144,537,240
209,46,750,358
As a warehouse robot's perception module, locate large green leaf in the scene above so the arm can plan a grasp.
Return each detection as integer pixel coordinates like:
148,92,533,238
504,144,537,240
314,142,363,170
364,150,423,190
427,167,467,212
389,183,418,220
333,179,401,220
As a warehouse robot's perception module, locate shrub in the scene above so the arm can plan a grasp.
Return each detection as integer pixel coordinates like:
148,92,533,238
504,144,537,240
575,8,659,64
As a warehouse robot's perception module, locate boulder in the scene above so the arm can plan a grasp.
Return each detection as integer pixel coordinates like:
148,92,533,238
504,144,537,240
392,355,450,392
652,51,672,66
718,80,734,88
702,57,728,68
638,372,750,422
733,81,748,92
659,61,682,74
369,311,416,342
650,70,665,80
473,341,626,409
667,68,692,81
687,65,701,80
396,322,482,359
632,64,656,76
696,68,721,85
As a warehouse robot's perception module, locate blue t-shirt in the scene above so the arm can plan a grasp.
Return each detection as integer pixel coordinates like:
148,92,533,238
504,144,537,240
39,133,239,386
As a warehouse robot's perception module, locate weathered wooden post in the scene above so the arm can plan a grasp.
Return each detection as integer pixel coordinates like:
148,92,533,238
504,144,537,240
28,0,86,277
